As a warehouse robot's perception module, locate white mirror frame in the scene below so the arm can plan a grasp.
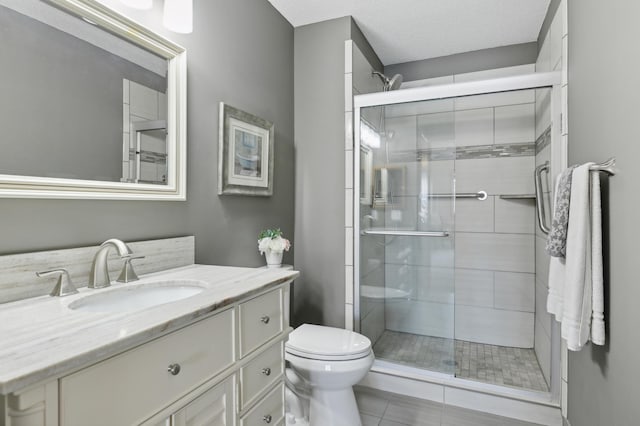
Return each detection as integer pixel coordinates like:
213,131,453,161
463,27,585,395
0,0,187,200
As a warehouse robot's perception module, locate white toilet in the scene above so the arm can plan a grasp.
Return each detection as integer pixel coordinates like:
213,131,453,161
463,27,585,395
284,324,374,426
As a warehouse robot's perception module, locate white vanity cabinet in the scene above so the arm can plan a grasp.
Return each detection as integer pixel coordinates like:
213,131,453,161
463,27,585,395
1,283,291,426
60,309,235,425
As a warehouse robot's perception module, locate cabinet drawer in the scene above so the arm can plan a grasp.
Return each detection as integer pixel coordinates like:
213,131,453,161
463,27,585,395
60,309,235,426
239,342,284,410
238,289,283,358
240,383,284,426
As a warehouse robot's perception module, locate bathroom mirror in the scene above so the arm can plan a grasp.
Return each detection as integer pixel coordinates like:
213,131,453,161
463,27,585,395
0,0,187,200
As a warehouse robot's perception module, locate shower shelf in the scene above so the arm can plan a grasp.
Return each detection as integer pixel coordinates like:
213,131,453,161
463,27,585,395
360,285,410,300
499,194,536,200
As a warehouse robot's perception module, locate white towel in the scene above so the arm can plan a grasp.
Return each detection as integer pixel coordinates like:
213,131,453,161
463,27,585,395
555,163,605,351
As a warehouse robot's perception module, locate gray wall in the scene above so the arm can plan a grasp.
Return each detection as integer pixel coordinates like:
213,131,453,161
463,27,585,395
350,20,383,72
384,42,538,82
293,17,352,327
0,0,294,272
0,5,164,182
537,0,561,52
567,1,640,425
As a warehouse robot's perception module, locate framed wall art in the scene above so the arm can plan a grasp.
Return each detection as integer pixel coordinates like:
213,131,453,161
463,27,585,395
218,102,274,196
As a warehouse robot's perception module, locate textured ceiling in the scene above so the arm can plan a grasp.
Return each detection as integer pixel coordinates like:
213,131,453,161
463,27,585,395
268,0,550,65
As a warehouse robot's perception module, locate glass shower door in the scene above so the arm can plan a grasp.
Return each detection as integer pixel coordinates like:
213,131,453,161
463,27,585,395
358,100,456,375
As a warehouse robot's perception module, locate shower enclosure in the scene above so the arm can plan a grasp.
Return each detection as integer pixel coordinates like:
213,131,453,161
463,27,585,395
354,73,562,397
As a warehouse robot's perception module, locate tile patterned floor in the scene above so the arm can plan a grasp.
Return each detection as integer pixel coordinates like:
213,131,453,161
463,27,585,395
355,387,548,426
373,330,549,392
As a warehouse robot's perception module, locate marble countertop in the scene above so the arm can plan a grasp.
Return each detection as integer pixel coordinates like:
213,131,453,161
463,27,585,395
0,264,299,394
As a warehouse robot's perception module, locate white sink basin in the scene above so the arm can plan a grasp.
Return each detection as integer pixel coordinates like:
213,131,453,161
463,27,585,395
68,280,206,313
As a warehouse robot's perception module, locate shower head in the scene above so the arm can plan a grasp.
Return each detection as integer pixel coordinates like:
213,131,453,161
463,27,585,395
387,73,403,91
372,71,403,92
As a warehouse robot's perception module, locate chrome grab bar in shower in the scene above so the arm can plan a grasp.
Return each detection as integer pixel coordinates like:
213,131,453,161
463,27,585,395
362,229,450,237
428,190,488,201
534,162,551,235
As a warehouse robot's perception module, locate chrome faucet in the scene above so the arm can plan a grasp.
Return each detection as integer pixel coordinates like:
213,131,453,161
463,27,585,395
88,239,133,289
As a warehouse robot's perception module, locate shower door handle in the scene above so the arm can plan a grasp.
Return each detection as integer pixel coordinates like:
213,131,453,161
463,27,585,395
428,191,488,201
362,230,450,237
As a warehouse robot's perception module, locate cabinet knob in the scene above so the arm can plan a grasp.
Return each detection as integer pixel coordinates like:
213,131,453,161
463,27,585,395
261,367,271,376
260,315,270,324
167,363,181,375
263,414,272,423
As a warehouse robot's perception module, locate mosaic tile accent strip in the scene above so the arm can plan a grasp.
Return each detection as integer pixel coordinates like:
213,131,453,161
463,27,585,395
373,330,549,392
420,147,456,161
455,143,535,160
140,151,167,164
129,149,168,164
390,142,536,163
536,126,552,154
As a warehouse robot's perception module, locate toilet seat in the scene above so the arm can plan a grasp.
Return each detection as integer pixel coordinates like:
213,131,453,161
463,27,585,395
285,324,372,361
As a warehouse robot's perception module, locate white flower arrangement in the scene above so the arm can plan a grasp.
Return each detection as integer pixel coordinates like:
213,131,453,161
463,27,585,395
258,228,291,254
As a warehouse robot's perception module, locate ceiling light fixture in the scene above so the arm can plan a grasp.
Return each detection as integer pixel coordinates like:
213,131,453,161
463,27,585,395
163,0,193,34
119,0,153,10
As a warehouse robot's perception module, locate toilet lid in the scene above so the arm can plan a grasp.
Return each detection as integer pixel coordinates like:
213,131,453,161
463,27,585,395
285,324,371,361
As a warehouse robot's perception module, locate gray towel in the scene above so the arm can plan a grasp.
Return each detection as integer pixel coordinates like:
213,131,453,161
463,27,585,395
546,166,577,258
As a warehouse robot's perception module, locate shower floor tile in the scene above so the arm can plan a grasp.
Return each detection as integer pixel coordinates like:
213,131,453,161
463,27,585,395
372,330,549,392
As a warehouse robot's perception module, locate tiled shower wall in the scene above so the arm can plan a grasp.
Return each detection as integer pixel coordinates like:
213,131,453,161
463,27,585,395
344,40,385,338
381,66,538,348
534,0,567,396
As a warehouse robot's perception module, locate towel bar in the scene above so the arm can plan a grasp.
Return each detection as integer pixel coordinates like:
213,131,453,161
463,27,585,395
534,158,615,237
590,157,617,175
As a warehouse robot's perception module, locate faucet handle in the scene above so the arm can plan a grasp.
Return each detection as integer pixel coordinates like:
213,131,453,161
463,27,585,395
36,269,79,297
116,255,145,283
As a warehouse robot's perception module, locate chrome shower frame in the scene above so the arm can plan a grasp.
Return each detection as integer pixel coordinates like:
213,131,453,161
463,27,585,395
352,71,565,407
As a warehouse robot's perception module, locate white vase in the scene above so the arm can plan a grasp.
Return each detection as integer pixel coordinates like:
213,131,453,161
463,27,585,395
265,249,283,268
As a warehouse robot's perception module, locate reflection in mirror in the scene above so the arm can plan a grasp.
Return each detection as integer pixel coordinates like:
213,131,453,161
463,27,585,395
360,146,372,205
373,166,405,207
128,119,167,184
0,0,186,199
122,80,168,184
0,1,167,184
